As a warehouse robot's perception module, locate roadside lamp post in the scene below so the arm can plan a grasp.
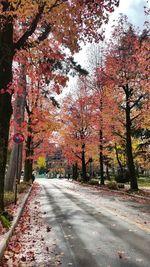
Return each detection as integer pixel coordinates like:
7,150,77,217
13,133,25,204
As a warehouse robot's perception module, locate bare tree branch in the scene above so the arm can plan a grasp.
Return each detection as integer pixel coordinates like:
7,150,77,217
130,93,146,110
131,112,141,122
113,131,126,141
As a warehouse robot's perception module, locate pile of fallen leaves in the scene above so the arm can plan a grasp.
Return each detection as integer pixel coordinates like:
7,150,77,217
0,183,62,267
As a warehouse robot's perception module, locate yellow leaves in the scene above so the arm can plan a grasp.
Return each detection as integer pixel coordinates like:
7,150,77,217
36,156,46,168
132,138,140,151
9,0,39,18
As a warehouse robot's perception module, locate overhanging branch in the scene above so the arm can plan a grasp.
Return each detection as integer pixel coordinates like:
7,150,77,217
14,4,45,51
130,93,146,110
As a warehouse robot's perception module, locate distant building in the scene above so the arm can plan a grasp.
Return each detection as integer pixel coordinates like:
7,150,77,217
46,144,66,177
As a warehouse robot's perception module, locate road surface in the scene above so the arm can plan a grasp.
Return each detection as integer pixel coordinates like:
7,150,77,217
38,178,150,267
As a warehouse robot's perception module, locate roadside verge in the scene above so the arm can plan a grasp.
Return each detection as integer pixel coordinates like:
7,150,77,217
72,180,150,201
0,186,32,260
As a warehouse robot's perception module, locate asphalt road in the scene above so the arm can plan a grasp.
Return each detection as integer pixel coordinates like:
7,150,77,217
38,178,150,267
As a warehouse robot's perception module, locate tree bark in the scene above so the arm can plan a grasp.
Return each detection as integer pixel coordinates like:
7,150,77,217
0,17,13,211
5,65,26,191
114,143,124,173
0,96,12,211
81,144,88,182
24,158,33,182
72,162,78,180
24,134,33,182
99,129,104,185
125,85,138,190
4,144,18,192
106,165,110,180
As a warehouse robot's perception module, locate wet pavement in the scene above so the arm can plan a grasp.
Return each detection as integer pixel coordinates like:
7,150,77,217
38,178,150,267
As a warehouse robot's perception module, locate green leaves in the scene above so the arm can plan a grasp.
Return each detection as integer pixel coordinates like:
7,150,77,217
0,214,11,229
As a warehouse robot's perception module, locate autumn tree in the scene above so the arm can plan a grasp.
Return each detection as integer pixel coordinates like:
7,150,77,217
106,16,149,190
0,0,120,211
5,34,87,190
24,91,59,182
85,43,116,184
60,82,94,182
21,41,85,182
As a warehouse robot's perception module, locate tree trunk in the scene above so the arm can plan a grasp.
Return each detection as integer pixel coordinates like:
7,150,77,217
99,129,104,185
72,162,78,180
125,85,138,190
4,144,18,192
81,144,87,182
0,19,13,211
99,94,104,185
89,158,93,179
5,65,26,191
114,143,124,173
106,165,110,180
24,158,33,182
24,134,33,182
0,95,12,211
17,143,23,183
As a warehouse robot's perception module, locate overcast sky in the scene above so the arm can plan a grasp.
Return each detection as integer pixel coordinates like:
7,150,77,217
106,0,149,34
75,0,149,58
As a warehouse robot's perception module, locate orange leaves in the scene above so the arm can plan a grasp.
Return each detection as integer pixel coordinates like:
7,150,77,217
0,184,58,266
59,84,96,165
1,0,120,54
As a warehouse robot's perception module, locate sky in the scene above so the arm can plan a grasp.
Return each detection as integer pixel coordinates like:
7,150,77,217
58,0,150,98
105,0,149,35
75,0,149,63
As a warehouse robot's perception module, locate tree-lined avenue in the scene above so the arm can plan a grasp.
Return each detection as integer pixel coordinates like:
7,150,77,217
38,178,150,267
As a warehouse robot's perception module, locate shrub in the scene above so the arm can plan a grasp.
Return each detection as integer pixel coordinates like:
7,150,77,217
115,169,130,183
17,181,31,193
107,181,118,190
4,192,15,206
0,214,11,229
77,177,83,183
88,179,100,186
117,183,125,189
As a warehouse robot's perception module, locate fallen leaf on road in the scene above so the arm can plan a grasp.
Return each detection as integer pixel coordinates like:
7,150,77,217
117,251,125,259
118,252,123,259
46,226,51,232
20,256,26,262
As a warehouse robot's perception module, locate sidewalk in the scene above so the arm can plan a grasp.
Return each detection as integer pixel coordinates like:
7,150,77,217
0,187,32,260
0,183,62,267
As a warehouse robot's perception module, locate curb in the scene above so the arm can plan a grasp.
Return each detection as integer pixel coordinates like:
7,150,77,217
125,192,150,201
0,186,32,260
72,180,150,201
108,188,150,201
